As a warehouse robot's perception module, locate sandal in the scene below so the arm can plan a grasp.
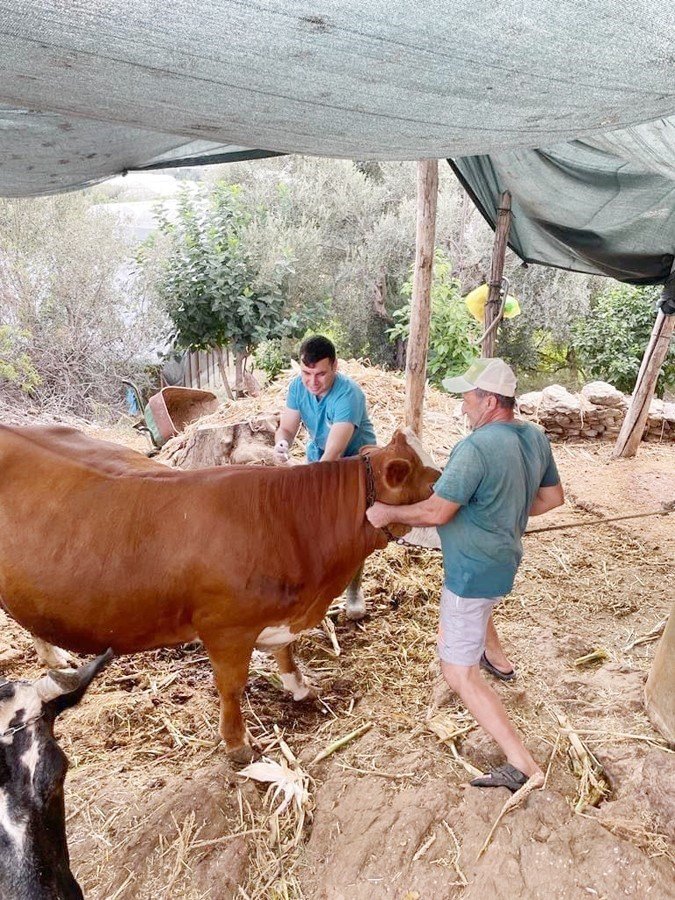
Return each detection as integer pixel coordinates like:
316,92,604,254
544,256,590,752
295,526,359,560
480,651,516,681
470,763,528,793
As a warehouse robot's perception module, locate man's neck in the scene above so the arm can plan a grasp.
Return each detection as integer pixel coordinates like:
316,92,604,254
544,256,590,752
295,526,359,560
474,408,515,430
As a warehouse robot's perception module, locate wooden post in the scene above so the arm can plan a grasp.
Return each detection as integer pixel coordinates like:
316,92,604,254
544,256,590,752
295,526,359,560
644,603,674,743
482,191,512,358
404,159,439,438
613,270,675,458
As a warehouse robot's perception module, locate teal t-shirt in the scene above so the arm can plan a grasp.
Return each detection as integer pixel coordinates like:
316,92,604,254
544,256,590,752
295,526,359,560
287,372,377,461
434,422,560,598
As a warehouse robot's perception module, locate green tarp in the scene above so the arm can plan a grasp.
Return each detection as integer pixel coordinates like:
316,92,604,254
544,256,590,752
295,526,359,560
450,117,675,285
1,2,675,284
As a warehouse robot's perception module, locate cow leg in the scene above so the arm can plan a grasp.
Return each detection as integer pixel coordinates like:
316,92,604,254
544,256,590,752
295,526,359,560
202,633,256,765
272,644,316,701
33,638,76,669
343,562,366,620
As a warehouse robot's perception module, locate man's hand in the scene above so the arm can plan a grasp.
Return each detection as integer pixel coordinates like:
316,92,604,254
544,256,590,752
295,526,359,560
274,439,290,463
367,494,460,529
366,501,394,529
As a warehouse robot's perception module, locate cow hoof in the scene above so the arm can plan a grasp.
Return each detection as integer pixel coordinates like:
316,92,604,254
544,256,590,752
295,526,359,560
227,744,255,766
345,599,366,621
293,684,318,702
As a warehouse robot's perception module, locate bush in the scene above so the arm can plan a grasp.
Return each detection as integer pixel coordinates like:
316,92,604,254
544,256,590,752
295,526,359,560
0,326,41,393
388,250,481,384
571,284,674,394
252,339,289,382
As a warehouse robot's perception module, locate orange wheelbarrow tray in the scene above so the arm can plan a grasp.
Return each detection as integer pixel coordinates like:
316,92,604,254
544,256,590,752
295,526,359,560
124,383,219,449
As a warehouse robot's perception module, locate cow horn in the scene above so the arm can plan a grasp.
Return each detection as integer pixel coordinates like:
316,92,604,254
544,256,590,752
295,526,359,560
35,649,114,701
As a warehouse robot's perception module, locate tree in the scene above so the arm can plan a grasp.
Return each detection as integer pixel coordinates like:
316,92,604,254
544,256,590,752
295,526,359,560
388,249,481,385
570,284,674,394
153,183,308,396
0,193,160,418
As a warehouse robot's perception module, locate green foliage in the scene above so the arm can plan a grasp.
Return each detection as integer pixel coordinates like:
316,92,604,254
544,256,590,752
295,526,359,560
252,339,289,382
155,183,305,355
570,284,674,394
388,250,481,384
0,193,159,418
0,326,41,393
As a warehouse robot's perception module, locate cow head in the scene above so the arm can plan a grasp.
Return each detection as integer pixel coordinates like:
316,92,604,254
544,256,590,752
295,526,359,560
0,650,113,900
361,429,440,534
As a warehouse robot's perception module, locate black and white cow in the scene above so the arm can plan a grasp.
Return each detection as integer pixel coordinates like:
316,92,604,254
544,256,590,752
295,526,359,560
0,651,112,900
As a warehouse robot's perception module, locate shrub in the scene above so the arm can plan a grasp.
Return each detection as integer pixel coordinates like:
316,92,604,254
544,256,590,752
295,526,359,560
388,250,481,384
571,284,674,394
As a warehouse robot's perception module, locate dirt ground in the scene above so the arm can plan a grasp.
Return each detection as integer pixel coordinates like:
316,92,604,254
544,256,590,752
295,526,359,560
1,371,673,899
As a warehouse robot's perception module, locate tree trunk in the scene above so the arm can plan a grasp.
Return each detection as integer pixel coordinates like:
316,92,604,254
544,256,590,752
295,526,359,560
216,347,234,400
482,191,512,358
234,351,245,398
404,159,438,438
612,308,675,458
644,604,674,743
372,266,390,320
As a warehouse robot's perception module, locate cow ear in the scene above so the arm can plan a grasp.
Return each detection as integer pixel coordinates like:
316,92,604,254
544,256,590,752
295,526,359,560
383,458,412,489
423,465,441,484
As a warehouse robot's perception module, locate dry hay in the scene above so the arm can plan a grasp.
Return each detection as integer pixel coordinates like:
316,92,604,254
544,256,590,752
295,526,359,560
1,361,673,898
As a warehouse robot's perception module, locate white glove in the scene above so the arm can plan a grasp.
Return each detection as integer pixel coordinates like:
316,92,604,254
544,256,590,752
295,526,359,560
273,439,290,462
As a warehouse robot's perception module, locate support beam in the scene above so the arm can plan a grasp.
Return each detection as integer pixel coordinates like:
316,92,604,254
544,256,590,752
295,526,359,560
482,191,512,358
613,270,675,458
405,159,438,438
644,603,674,743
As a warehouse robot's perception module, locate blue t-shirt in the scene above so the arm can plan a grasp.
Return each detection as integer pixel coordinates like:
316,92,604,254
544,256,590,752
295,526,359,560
287,372,377,461
434,421,560,599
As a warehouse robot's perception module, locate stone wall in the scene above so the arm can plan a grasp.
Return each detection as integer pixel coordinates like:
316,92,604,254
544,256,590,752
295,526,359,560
517,381,675,442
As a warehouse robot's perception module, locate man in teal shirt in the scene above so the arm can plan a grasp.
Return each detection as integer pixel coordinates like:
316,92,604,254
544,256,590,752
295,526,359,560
275,335,377,618
367,358,564,792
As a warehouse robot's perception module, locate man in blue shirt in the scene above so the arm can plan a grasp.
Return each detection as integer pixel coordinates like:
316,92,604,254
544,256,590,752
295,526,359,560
274,335,377,618
367,358,564,792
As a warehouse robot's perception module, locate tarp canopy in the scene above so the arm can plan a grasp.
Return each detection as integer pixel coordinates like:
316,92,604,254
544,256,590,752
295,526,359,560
450,117,675,285
1,1,675,284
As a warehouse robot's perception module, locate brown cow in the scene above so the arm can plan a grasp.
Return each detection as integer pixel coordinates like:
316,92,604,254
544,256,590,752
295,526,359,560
0,425,437,761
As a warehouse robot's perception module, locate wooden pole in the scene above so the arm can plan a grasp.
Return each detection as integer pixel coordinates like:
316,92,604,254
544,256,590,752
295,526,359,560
482,191,512,358
404,159,439,438
644,602,674,743
613,270,675,458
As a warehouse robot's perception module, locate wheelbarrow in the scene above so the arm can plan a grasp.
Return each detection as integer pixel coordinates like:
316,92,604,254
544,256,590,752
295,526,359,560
122,380,219,450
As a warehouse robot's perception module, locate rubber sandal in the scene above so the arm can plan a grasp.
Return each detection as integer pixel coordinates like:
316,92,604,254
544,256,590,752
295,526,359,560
480,651,516,681
470,763,528,793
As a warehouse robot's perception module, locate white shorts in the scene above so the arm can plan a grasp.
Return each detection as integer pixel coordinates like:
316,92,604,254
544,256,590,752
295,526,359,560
437,587,501,666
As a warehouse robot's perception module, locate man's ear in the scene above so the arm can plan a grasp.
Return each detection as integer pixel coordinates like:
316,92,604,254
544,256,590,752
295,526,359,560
383,458,412,489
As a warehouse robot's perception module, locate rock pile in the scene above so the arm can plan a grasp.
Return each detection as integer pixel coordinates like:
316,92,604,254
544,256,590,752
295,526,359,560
517,381,675,442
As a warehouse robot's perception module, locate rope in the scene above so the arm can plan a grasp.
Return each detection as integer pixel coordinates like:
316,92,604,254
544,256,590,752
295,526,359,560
525,506,673,535
474,276,510,347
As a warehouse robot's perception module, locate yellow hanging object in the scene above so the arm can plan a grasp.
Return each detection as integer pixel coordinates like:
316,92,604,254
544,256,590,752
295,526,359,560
465,284,521,322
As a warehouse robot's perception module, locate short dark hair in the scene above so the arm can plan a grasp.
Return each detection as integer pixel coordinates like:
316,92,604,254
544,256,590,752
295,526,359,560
299,335,337,366
474,387,516,409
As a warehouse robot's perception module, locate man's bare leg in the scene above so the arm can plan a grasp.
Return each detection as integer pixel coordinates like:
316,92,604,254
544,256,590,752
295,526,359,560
441,661,541,777
484,615,514,673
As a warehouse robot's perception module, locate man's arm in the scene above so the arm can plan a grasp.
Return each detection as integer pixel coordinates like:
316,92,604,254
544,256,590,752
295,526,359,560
321,422,356,462
275,407,301,447
529,483,564,516
366,493,461,529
